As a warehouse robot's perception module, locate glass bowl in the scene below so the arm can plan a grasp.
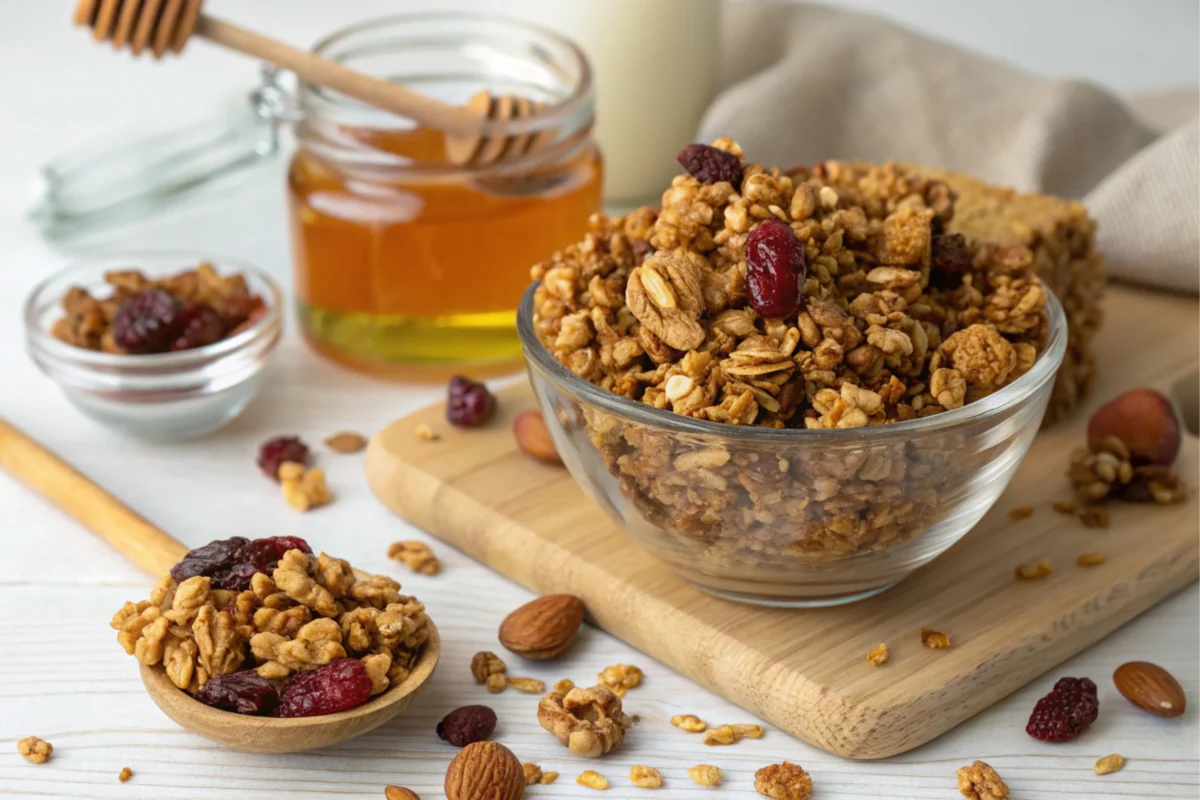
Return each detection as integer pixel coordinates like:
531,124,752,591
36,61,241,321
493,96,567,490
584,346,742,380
518,284,1068,607
24,251,283,440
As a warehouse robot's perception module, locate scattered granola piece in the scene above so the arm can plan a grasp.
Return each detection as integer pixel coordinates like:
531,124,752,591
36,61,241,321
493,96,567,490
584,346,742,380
957,760,1008,799
1052,499,1077,515
1077,552,1107,567
671,714,708,733
577,770,610,790
1014,560,1052,580
17,737,52,764
1008,506,1034,521
1094,753,1125,775
540,771,559,785
385,787,420,800
413,423,439,441
703,723,763,746
487,673,507,693
279,462,332,512
506,676,546,693
866,643,889,666
754,762,812,800
688,764,723,787
387,540,441,575
629,765,664,788
1078,507,1110,528
118,767,133,783
921,628,951,649
324,431,367,453
523,763,544,786
538,686,632,758
597,663,643,697
471,651,507,684
554,678,576,694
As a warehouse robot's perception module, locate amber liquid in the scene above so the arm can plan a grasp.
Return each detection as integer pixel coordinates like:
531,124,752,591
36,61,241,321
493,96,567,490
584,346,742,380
287,127,603,379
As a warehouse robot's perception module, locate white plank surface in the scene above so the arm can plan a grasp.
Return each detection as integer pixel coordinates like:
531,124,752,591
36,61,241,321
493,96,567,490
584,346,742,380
1,2,1196,798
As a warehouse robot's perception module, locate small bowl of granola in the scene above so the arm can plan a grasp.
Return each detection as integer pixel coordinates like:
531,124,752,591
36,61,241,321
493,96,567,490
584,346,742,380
24,251,282,440
518,145,1068,606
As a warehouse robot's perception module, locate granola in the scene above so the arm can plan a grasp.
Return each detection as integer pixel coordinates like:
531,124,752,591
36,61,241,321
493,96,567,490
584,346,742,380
957,760,1008,800
529,145,1052,576
17,737,52,764
866,642,889,666
688,764,723,787
754,762,812,800
537,686,632,758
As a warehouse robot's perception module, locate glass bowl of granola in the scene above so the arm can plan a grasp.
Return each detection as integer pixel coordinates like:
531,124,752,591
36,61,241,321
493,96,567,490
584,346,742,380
24,251,282,440
517,144,1068,606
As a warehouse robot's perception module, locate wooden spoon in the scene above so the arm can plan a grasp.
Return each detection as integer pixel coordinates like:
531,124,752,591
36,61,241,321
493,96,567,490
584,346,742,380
73,0,552,167
0,417,440,753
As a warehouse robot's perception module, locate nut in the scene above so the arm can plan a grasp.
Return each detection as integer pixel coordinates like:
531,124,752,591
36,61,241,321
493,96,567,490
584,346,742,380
388,541,442,575
506,677,546,693
1113,661,1187,718
499,594,585,660
921,628,950,648
537,685,632,757
957,760,1008,799
597,663,643,696
385,787,421,800
324,431,367,453
444,741,525,800
671,714,707,732
629,765,663,788
17,737,52,764
1014,560,1052,580
1087,388,1181,466
1094,754,1125,775
688,764,723,786
576,770,610,790
755,762,812,800
513,410,563,465
471,651,507,684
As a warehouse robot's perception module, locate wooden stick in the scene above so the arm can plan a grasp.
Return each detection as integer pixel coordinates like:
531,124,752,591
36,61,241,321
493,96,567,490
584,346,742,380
0,418,187,577
194,16,483,137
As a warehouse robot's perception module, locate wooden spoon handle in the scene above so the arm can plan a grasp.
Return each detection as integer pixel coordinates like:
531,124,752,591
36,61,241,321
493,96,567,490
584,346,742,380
0,418,187,577
195,15,482,137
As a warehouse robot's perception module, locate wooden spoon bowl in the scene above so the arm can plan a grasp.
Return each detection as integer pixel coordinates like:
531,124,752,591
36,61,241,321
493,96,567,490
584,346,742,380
140,620,440,753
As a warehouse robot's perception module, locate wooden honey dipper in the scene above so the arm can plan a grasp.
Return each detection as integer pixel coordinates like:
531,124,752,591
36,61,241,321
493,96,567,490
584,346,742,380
73,0,552,166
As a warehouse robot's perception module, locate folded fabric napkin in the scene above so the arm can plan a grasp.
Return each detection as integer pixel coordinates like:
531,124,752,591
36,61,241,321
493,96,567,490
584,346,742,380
699,1,1198,293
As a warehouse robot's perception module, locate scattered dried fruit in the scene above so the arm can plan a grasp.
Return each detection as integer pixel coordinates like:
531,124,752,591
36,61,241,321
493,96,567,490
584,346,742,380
577,770,610,790
388,540,442,575
957,760,1008,799
676,142,743,188
597,663,642,697
506,677,546,693
1076,552,1106,566
703,723,764,746
112,288,182,353
1026,676,1099,741
169,535,312,591
1113,661,1187,718
437,705,498,747
746,218,806,318
866,643,889,666
171,302,226,350
1094,753,1125,775
17,737,52,764
413,423,440,441
538,685,632,758
444,741,525,800
447,376,496,428
921,628,950,649
754,762,812,800
118,767,133,783
194,669,279,715
688,764,723,787
1014,560,1052,580
513,410,563,465
629,765,663,788
671,714,707,732
499,594,585,660
276,657,374,718
258,436,311,480
324,431,367,453
1008,506,1034,521
1087,388,1181,466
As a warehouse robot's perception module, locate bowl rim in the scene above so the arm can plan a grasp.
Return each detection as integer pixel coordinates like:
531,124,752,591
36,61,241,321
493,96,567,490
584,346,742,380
517,281,1068,444
23,249,284,370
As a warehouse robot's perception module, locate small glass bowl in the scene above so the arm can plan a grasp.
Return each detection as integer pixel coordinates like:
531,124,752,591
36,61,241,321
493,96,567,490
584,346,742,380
25,251,283,440
518,285,1068,607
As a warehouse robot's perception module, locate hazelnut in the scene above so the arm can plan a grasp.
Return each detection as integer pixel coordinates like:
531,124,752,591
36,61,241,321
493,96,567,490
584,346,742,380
1087,388,1181,466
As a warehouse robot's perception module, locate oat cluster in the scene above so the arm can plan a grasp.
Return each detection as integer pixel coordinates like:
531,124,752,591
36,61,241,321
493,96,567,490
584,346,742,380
537,685,632,758
1069,434,1186,505
957,760,1009,800
110,548,429,697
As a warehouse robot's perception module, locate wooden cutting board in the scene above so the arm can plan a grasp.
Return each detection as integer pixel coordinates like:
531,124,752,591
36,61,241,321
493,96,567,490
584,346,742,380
364,284,1199,759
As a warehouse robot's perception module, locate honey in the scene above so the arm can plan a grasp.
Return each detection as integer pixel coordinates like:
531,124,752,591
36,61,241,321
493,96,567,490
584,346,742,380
288,127,602,377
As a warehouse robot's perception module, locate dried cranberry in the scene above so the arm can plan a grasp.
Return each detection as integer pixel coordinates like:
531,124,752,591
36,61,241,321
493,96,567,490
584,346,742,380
276,658,373,718
194,670,279,715
170,303,226,351
112,288,182,354
446,376,496,428
437,705,497,747
932,233,972,274
170,536,250,583
244,536,312,573
746,219,806,318
257,436,311,480
1026,677,1099,742
676,143,743,188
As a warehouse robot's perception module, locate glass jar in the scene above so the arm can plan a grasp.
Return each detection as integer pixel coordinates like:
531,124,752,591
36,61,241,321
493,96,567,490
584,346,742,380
287,14,602,379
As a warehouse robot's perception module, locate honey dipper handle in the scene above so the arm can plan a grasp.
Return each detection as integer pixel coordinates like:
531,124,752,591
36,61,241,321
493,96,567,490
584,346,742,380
195,15,483,137
0,418,188,577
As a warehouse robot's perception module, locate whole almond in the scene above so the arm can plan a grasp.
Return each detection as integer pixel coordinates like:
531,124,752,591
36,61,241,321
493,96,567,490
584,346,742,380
513,410,562,465
499,594,585,660
444,741,525,800
1113,661,1187,718
385,787,421,800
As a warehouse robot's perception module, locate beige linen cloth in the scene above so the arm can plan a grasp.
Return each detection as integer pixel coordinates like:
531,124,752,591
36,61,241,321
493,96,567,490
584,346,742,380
698,2,1199,293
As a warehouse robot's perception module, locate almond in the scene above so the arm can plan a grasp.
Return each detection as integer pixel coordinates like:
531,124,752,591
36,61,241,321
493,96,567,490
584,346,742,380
444,741,525,800
1087,388,1181,466
499,594,585,660
513,410,562,465
1113,661,1187,718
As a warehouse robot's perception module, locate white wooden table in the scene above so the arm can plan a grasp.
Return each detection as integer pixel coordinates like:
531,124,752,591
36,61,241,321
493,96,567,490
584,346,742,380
1,2,1196,798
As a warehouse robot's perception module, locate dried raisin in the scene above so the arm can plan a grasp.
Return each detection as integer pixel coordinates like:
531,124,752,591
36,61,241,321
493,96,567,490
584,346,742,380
276,658,373,718
244,536,312,573
437,705,498,747
257,436,311,479
170,536,250,583
194,670,279,715
676,143,743,188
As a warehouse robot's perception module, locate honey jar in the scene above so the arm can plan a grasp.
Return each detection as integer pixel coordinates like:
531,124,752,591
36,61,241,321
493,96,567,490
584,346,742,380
287,14,602,378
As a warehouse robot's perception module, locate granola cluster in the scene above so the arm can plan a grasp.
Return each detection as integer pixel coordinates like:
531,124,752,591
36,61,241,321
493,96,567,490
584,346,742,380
110,540,429,700
529,142,1050,568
